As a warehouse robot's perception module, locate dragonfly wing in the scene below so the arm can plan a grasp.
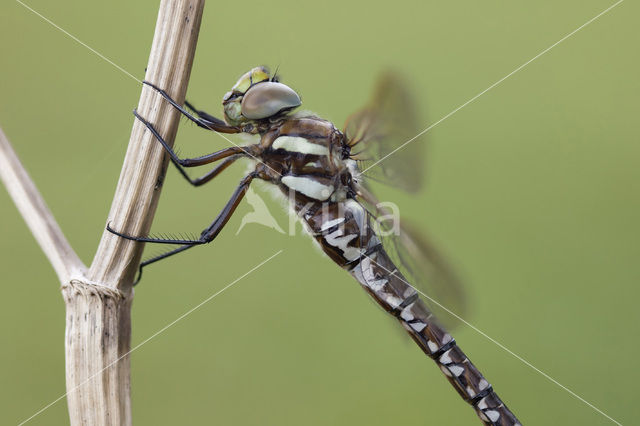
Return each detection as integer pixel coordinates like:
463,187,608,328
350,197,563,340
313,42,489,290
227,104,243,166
344,71,425,193
346,71,464,325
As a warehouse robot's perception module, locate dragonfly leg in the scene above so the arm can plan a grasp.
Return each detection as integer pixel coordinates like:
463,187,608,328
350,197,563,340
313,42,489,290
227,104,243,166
143,80,240,133
134,109,253,168
175,155,242,187
132,244,196,285
184,100,223,126
135,110,257,186
107,171,257,246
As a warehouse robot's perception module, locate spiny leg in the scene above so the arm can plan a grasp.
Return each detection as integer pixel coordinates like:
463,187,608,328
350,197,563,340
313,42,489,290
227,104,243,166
143,80,240,133
134,109,251,168
107,171,258,246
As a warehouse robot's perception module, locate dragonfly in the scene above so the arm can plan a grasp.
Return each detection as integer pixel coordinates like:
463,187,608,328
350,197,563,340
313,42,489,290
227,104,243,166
108,66,521,425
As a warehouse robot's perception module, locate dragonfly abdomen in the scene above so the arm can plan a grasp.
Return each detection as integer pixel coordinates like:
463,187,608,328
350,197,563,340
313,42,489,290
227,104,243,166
351,246,521,426
300,198,376,267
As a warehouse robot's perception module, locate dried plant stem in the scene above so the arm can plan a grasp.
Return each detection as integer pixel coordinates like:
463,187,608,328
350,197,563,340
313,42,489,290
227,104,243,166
0,0,205,424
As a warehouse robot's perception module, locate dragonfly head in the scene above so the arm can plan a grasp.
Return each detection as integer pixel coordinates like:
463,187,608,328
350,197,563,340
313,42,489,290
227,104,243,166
222,66,302,125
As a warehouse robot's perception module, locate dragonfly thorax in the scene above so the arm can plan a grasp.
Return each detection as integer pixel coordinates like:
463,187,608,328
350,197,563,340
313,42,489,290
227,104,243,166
258,116,355,203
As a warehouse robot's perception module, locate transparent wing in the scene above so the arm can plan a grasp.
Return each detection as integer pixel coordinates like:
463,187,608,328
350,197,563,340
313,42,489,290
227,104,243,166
355,185,467,326
344,71,425,193
346,71,465,325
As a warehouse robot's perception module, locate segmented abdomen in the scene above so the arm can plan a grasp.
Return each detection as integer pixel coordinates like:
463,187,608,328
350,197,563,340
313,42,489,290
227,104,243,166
299,198,521,425
351,247,521,426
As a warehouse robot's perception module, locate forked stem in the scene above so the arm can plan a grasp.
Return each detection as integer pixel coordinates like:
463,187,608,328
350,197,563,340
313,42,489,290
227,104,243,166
0,0,206,424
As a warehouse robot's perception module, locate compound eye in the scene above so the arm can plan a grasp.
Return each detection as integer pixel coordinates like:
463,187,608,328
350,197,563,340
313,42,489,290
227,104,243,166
241,82,301,120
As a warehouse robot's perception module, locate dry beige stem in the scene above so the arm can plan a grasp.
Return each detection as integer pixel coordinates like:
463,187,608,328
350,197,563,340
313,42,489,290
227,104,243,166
0,0,205,424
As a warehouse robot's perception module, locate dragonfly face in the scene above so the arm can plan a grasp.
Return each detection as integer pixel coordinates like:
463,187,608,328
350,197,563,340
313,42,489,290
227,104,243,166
222,66,302,125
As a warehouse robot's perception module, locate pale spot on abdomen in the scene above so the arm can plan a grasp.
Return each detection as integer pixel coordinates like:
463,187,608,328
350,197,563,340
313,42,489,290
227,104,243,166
324,230,360,261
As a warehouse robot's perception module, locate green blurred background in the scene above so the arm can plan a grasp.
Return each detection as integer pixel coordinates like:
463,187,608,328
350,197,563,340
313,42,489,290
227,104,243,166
1,1,638,424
